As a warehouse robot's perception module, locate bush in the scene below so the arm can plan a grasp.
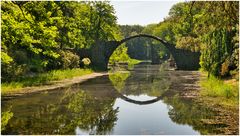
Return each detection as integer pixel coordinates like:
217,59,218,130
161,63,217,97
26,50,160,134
109,44,130,65
14,50,28,64
58,50,80,69
81,58,91,67
1,52,28,82
1,63,28,82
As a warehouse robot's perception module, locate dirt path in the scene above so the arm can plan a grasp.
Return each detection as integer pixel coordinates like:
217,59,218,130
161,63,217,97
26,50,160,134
2,72,108,98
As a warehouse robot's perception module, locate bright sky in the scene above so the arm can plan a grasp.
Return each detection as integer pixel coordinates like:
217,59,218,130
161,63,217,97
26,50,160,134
110,1,181,26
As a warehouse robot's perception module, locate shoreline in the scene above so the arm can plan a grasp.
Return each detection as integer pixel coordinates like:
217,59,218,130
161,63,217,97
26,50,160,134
1,72,109,99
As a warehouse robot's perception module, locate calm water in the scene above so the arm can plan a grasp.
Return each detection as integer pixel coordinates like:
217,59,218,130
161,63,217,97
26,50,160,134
2,63,224,135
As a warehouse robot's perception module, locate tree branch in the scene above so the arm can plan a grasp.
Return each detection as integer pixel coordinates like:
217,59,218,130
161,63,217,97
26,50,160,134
12,2,34,24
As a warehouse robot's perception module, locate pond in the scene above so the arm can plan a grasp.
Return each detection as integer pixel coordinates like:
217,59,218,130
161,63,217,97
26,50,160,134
1,63,230,135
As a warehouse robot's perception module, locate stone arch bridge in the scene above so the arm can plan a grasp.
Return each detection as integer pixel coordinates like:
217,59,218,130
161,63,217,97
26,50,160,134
74,34,200,70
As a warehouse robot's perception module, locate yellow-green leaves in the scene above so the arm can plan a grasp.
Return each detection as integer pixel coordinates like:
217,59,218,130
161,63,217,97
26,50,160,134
1,110,13,132
1,52,13,64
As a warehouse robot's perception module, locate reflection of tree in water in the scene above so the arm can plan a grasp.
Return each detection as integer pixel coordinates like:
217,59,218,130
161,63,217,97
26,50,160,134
63,90,118,135
109,71,130,92
2,88,118,135
109,63,171,97
1,108,13,132
163,95,227,135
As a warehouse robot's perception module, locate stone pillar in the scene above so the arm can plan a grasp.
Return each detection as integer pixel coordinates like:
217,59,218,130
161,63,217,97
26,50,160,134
173,49,201,70
90,41,108,70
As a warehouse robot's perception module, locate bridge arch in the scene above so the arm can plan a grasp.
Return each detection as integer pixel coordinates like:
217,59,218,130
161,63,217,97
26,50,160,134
114,34,175,64
77,34,200,70
118,34,176,52
105,34,200,70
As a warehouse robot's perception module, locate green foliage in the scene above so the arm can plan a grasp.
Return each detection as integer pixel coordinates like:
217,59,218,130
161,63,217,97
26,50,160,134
1,110,13,132
1,52,13,64
82,58,91,66
109,71,130,92
109,44,131,65
200,76,239,102
109,43,142,67
152,22,175,44
1,58,28,82
144,24,171,62
1,1,120,81
120,25,151,60
2,1,62,80
1,52,18,81
120,25,144,37
2,1,238,83
58,50,80,69
119,24,170,62
127,59,142,66
176,36,201,52
152,1,239,77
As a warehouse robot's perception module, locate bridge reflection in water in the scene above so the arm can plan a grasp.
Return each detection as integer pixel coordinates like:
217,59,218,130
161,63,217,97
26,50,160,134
117,94,162,105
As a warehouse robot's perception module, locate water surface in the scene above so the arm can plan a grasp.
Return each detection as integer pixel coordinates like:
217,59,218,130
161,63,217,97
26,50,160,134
1,63,225,135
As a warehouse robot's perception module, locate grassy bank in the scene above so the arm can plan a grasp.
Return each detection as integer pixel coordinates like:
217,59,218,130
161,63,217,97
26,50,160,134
200,74,239,107
1,68,93,94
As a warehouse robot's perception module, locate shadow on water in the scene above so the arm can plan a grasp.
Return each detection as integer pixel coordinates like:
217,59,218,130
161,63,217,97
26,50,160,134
1,62,237,135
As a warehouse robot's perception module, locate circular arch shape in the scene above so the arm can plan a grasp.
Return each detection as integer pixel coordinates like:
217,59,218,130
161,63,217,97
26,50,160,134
109,34,171,105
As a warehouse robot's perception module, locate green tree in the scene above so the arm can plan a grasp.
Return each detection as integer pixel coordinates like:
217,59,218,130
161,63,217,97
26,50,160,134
1,1,122,81
158,1,239,77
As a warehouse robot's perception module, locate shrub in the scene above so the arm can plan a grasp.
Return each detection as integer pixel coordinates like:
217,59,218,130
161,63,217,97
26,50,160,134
1,63,28,82
58,50,80,69
81,58,91,66
1,52,28,81
14,50,28,64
